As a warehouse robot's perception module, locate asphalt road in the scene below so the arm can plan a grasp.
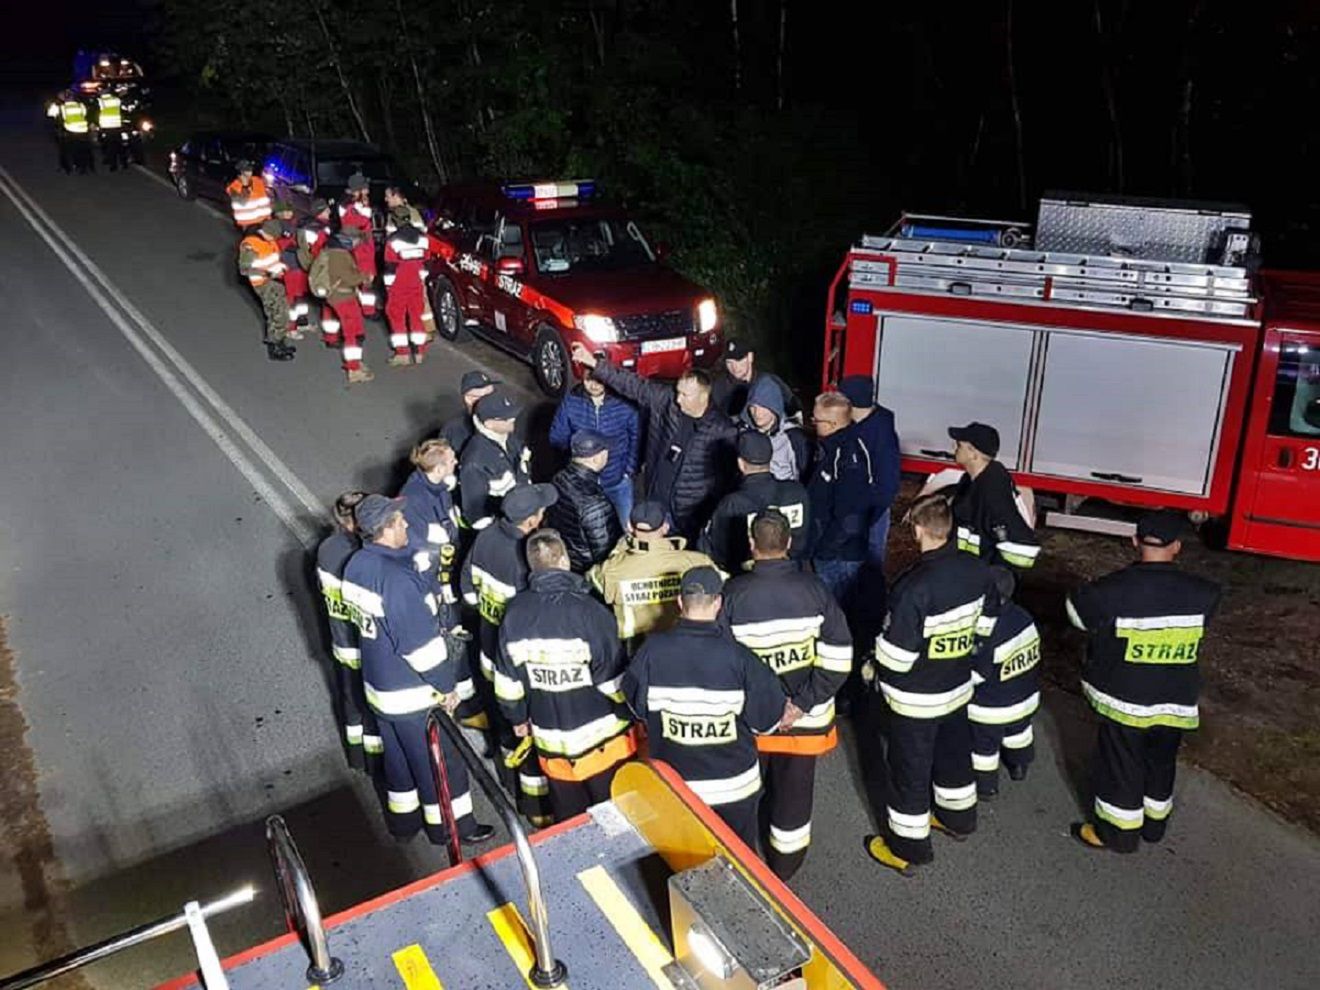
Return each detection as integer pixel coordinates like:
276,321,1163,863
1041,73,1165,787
0,110,1318,990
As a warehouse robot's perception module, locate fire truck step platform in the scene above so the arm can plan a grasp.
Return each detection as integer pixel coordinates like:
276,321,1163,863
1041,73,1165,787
156,762,882,990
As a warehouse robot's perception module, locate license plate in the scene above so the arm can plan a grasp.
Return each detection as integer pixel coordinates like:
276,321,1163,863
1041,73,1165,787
641,337,686,355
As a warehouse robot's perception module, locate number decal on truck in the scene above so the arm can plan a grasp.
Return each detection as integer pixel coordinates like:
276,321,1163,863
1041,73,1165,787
1303,447,1320,471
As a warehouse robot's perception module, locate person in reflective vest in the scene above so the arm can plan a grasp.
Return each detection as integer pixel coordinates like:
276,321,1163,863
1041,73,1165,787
315,491,383,771
724,509,852,881
225,159,272,230
1067,511,1221,854
497,530,636,823
337,172,378,316
383,223,434,366
864,494,1000,875
95,91,127,171
48,92,92,174
948,421,1041,572
341,495,495,848
237,220,295,362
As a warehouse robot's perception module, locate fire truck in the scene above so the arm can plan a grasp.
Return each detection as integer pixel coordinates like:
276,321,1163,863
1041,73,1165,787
429,180,722,397
822,194,1320,563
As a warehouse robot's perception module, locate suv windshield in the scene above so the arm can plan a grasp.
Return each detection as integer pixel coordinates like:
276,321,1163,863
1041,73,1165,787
530,217,655,274
317,156,395,186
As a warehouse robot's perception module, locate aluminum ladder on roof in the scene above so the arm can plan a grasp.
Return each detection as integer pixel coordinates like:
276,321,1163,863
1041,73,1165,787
851,234,1258,321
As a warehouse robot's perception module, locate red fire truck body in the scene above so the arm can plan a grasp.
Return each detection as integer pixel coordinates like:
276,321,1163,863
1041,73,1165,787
822,196,1320,563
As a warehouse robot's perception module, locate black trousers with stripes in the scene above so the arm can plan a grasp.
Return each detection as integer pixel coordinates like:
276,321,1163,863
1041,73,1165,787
377,712,476,845
1090,720,1182,853
884,706,977,864
760,753,817,882
336,659,380,775
969,716,1034,793
546,758,628,823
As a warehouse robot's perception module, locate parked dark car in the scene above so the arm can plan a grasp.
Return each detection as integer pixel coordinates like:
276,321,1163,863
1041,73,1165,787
260,139,420,229
168,131,272,204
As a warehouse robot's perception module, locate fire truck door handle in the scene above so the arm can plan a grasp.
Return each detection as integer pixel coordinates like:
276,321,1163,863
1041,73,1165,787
949,281,973,296
1091,471,1143,484
1276,447,1294,468
920,448,956,461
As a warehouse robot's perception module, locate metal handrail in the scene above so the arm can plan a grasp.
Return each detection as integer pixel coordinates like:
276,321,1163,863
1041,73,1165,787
426,709,567,988
0,886,255,990
265,815,343,985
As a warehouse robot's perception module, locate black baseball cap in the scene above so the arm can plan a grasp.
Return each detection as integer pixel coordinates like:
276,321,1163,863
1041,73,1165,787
571,430,609,457
502,483,558,522
310,197,330,215
355,494,407,535
737,430,773,466
680,565,724,596
1136,510,1188,547
838,375,875,409
475,391,520,421
949,422,1000,458
630,500,667,531
724,339,752,361
461,370,500,394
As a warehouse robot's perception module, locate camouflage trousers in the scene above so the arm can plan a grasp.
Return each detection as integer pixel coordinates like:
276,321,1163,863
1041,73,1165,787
254,280,288,344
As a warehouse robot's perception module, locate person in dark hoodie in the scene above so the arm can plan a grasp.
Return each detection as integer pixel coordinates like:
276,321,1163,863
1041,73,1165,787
838,375,902,567
742,376,811,484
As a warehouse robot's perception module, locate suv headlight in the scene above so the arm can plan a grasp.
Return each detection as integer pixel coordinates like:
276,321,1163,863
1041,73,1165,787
573,314,618,343
697,298,718,333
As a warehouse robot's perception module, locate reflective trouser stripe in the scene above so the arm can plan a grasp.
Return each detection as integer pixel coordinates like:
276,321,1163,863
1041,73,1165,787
1095,796,1144,830
345,724,364,746
971,750,1000,772
1144,795,1173,820
363,734,384,755
768,822,811,854
887,806,929,840
388,789,421,814
1002,724,1034,749
933,782,977,812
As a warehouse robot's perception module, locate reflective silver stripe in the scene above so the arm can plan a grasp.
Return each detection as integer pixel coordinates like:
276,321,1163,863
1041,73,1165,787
342,346,364,361
976,614,997,637
365,682,435,715
1065,597,1087,631
341,580,384,617
994,624,1040,663
321,318,341,331
880,679,974,719
488,471,517,497
768,822,811,854
1002,724,1034,749
875,635,918,673
887,806,929,840
387,789,420,814
531,714,631,756
1114,614,1205,631
1082,682,1199,728
520,772,549,796
1095,796,1143,830
331,645,361,667
1144,795,1173,820
816,640,853,672
456,676,476,701
316,568,342,592
647,686,744,716
471,566,517,601
972,751,1000,772
426,523,451,546
729,615,823,646
494,668,525,701
933,781,977,811
686,763,761,806
997,540,1040,567
967,692,1040,725
793,698,835,730
389,333,408,347
402,634,448,673
923,597,984,636
506,637,590,668
451,790,474,819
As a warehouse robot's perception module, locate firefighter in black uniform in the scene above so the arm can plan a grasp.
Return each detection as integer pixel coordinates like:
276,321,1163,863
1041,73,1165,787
314,491,382,771
865,494,1000,873
724,510,852,880
623,566,789,851
1067,510,1221,853
946,422,1041,572
458,390,531,532
496,529,637,822
460,483,558,824
968,567,1042,798
441,370,499,457
700,431,810,573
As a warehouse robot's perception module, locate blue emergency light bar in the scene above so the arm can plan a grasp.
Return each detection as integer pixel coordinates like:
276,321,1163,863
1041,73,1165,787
503,180,597,201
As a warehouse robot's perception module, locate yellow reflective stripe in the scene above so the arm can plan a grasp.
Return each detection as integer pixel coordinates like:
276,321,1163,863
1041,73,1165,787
393,944,445,989
487,903,572,989
577,866,673,988
494,668,526,701
1095,797,1143,830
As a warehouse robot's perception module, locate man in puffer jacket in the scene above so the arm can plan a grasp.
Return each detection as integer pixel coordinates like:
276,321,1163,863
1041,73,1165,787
546,430,623,572
548,369,640,526
571,344,737,541
742,376,811,483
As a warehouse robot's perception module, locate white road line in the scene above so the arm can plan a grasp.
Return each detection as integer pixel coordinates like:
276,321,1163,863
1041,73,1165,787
0,166,322,549
131,163,230,222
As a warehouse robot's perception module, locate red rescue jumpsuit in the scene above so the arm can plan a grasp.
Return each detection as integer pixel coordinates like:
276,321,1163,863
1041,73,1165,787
276,222,310,335
337,200,378,317
298,220,333,343
384,231,435,361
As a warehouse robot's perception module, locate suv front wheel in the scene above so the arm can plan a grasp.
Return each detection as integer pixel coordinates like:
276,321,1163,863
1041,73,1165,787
431,278,467,342
175,172,195,200
532,327,570,398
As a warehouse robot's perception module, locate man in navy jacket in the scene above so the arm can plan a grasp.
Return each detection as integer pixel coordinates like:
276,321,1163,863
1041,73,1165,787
549,368,640,526
838,375,901,567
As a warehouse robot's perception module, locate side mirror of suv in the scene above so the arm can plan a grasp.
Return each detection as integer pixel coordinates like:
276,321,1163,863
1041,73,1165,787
496,256,524,276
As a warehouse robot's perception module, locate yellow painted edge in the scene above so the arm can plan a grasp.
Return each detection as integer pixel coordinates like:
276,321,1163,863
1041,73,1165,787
393,943,445,990
577,865,675,988
488,902,571,989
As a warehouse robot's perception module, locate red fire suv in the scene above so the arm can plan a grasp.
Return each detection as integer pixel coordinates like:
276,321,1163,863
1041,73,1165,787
427,180,722,396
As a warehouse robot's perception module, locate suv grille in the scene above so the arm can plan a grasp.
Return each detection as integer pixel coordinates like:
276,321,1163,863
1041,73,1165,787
614,309,694,340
